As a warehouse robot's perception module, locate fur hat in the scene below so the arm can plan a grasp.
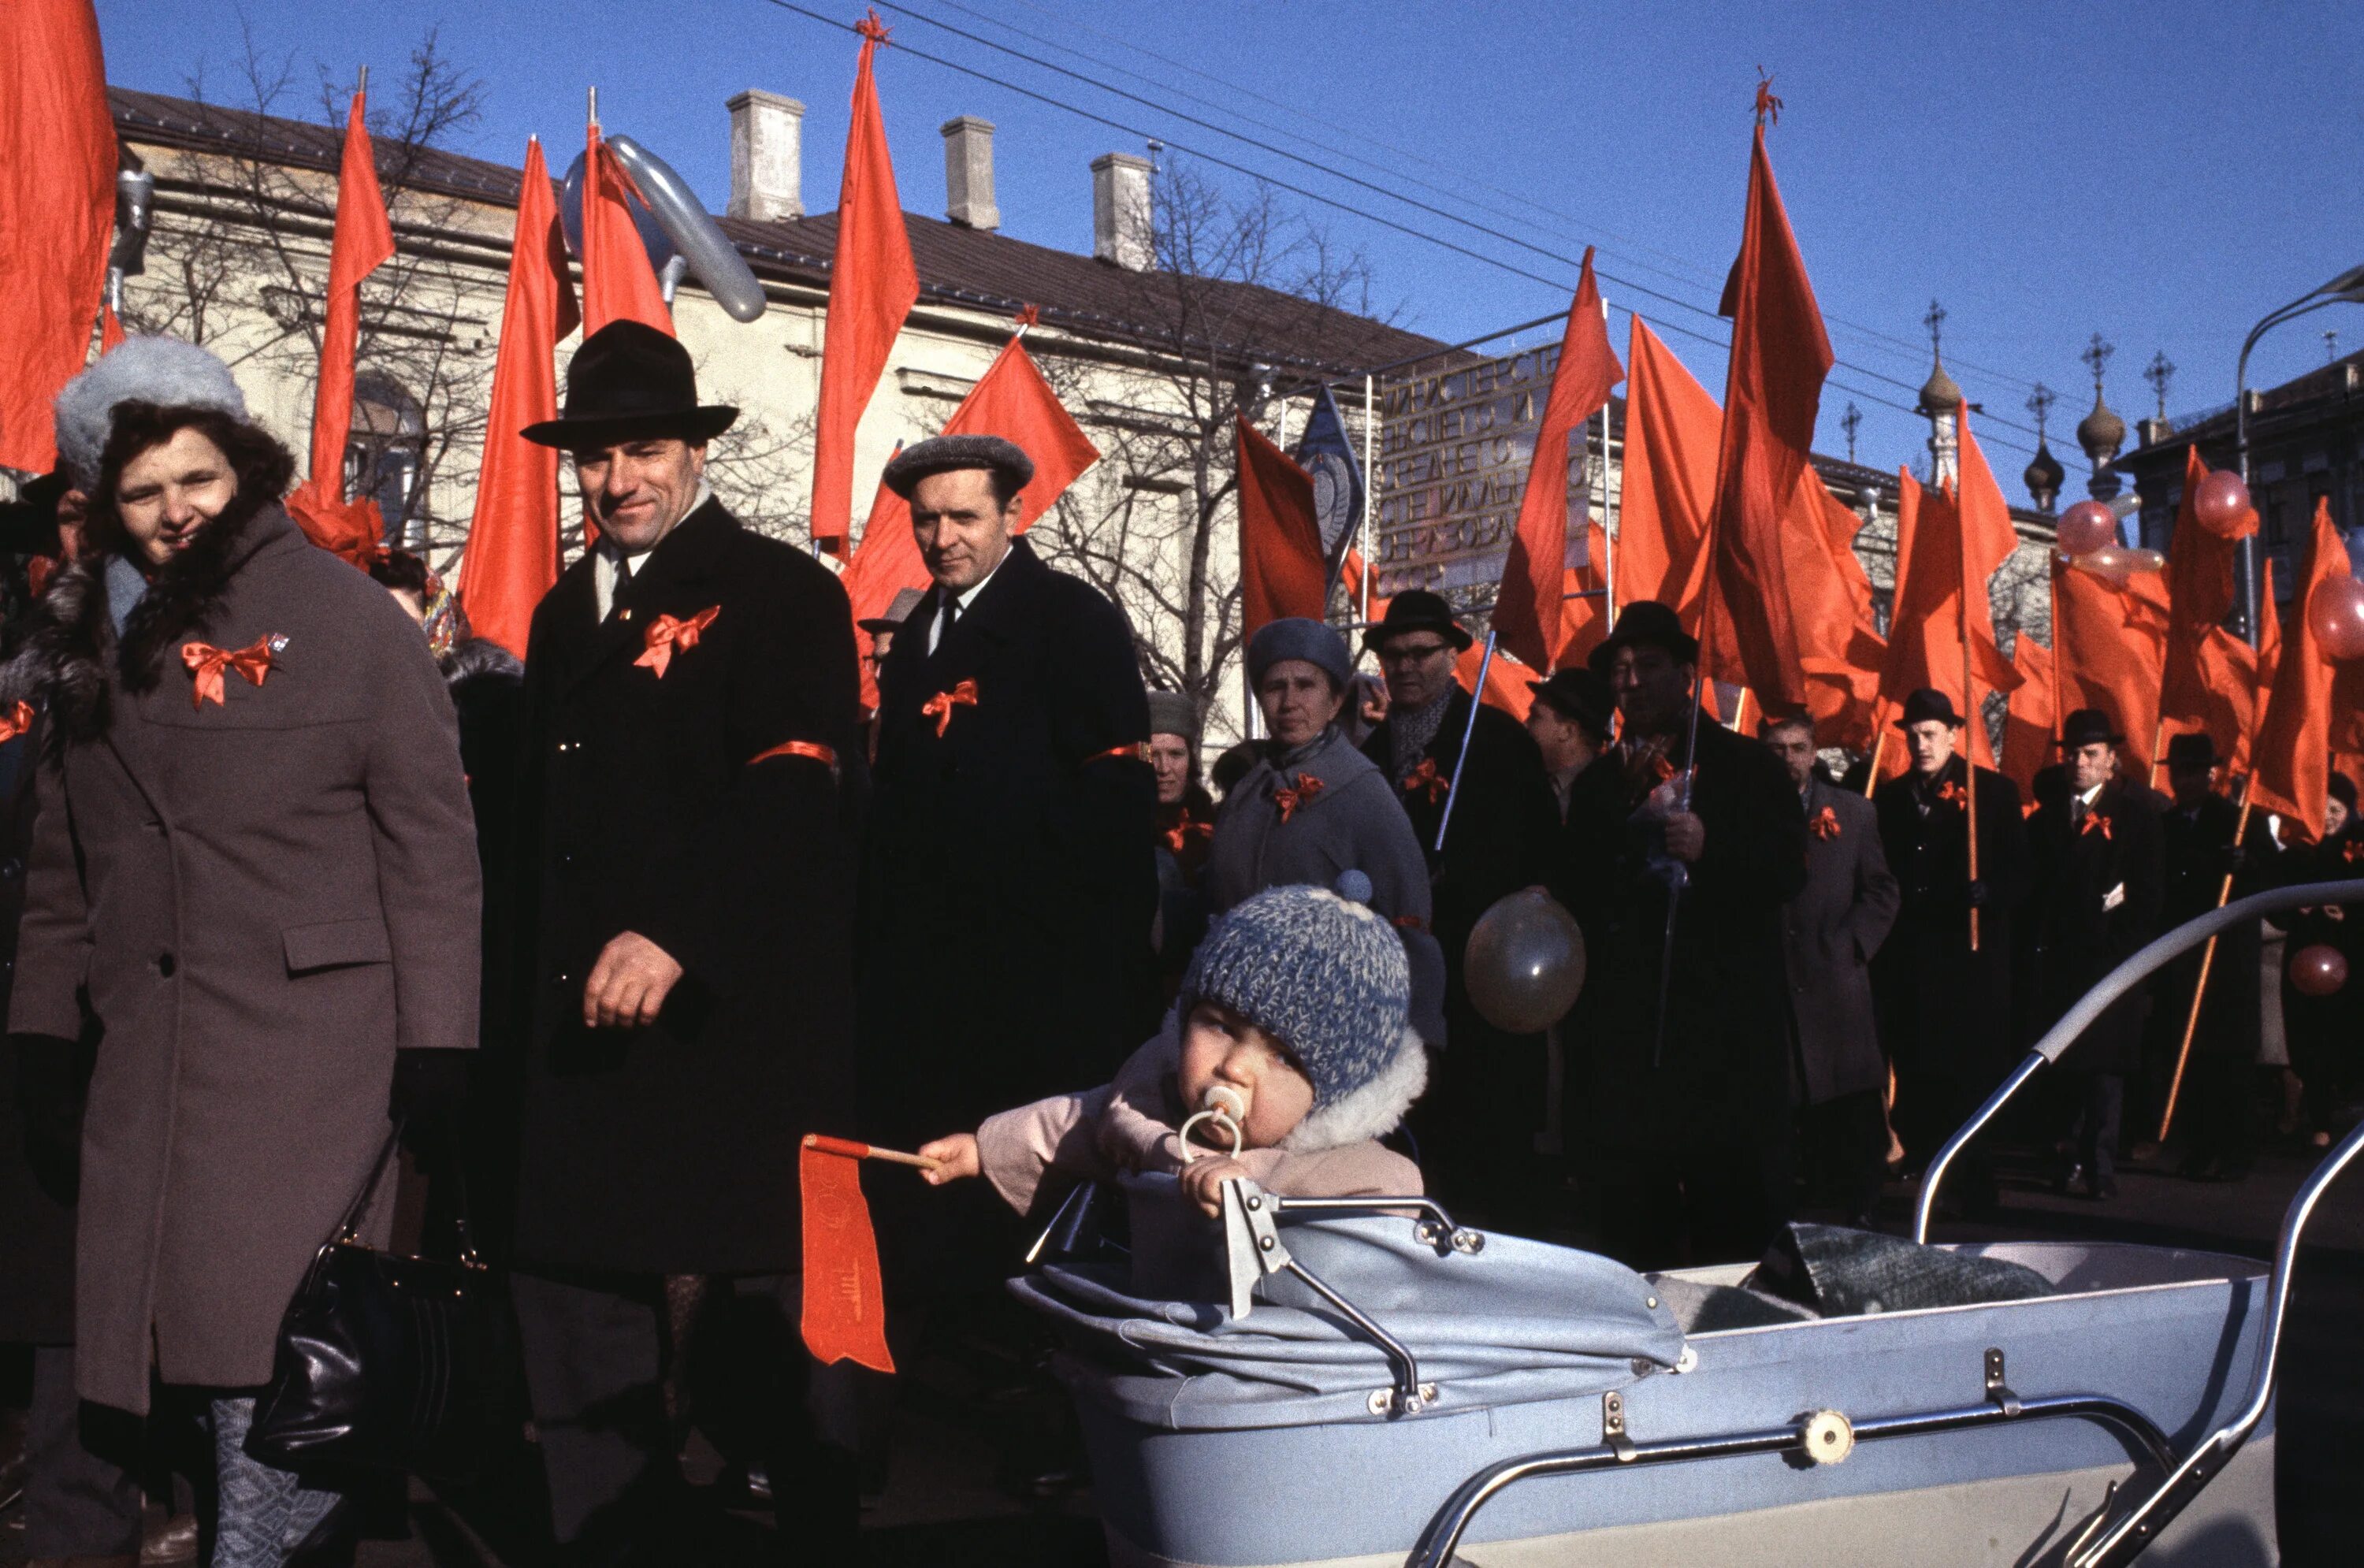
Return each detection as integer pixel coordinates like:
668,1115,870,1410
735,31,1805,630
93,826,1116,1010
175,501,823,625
1179,881,1425,1151
53,336,247,489
1244,617,1353,694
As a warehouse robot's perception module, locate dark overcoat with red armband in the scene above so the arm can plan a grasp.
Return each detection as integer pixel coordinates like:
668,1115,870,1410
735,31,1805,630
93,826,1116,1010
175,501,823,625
858,536,1157,1147
511,496,864,1274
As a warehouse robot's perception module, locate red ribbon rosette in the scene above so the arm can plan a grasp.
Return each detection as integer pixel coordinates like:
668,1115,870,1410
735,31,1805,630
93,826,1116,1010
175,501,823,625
1809,804,1842,841
1273,771,1325,823
920,678,979,738
634,604,721,678
181,635,285,709
1401,757,1451,805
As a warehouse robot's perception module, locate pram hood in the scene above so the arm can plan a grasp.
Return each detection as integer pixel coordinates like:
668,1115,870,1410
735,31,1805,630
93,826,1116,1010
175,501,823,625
1011,1177,1686,1432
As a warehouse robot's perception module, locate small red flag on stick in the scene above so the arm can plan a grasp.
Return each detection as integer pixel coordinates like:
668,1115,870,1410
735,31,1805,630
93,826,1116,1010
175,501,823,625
799,1134,901,1373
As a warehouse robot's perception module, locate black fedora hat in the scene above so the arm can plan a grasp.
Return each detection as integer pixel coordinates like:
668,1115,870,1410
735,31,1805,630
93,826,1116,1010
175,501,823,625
522,321,738,450
2163,730,2217,771
1362,589,1472,654
1587,600,1700,674
1894,687,1964,730
1529,667,1615,738
2057,708,2126,750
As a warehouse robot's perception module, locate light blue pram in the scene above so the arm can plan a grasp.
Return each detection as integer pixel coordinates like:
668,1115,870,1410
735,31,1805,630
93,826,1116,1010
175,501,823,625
1012,881,2363,1567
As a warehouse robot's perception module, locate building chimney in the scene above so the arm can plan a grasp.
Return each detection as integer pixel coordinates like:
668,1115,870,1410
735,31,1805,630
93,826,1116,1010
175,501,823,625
1091,152,1154,270
941,116,999,231
727,90,805,221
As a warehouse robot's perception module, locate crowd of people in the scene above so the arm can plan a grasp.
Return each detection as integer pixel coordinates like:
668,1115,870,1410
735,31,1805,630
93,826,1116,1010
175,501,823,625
0,321,2356,1567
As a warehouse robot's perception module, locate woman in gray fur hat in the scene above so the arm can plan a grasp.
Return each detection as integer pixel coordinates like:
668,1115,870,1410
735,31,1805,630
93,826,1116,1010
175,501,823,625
6,338,481,1566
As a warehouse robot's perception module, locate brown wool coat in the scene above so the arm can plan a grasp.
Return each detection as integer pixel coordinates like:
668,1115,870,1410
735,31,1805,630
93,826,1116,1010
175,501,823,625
6,505,480,1414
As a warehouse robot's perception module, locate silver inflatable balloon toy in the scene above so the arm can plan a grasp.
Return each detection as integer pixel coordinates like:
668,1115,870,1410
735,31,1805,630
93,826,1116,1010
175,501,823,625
608,135,769,324
1462,889,1587,1035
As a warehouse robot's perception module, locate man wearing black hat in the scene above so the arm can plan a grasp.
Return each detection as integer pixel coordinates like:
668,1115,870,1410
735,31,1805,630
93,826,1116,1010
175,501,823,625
1552,602,1807,1267
2143,732,2273,1178
505,320,868,1557
857,431,1157,1254
1359,590,1559,1225
1871,688,2031,1210
2022,710,2163,1198
1528,666,1615,824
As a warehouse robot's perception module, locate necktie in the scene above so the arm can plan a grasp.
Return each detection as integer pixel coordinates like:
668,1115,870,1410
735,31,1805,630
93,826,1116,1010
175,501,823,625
939,594,961,648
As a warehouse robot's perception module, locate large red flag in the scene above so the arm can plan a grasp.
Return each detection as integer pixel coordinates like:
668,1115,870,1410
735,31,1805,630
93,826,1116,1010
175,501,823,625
1701,123,1832,709
842,332,1098,682
581,124,671,336
2054,553,2169,778
2003,630,2056,801
1494,249,1621,671
1613,319,1720,619
1876,459,2019,767
1236,415,1326,637
2158,446,2258,761
0,0,113,475
1790,464,1886,749
456,139,579,660
2250,500,2348,838
810,16,920,556
285,87,396,565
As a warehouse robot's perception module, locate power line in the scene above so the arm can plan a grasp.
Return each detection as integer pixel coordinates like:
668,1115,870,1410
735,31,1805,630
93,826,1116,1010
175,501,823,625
760,1,2051,461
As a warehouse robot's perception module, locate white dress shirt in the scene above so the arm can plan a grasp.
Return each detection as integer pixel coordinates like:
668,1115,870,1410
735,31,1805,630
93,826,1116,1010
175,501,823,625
927,554,1006,654
593,482,712,621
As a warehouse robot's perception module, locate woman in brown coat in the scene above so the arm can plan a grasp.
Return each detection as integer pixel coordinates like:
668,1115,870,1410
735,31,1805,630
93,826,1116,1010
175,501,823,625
5,338,481,1565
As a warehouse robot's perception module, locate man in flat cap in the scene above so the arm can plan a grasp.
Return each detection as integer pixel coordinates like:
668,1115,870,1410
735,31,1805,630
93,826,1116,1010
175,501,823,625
506,320,867,1557
1870,687,2030,1213
2146,731,2276,1178
857,433,1157,1283
1550,602,1807,1267
2022,710,2163,1200
1359,590,1559,1226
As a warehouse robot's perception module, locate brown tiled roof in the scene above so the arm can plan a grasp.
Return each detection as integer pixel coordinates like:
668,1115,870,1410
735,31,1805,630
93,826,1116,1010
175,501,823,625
110,85,1449,378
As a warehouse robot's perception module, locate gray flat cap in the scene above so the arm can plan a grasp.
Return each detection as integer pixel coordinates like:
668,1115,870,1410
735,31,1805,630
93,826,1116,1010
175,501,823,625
881,433,1035,499
1147,690,1200,741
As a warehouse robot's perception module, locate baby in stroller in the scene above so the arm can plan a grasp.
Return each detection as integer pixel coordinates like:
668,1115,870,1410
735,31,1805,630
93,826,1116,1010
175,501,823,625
920,882,1428,1217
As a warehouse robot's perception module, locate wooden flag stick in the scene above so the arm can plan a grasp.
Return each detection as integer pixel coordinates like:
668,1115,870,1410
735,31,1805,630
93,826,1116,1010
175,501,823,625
801,1133,941,1171
1863,724,1886,797
2158,771,2263,1141
1959,496,1981,954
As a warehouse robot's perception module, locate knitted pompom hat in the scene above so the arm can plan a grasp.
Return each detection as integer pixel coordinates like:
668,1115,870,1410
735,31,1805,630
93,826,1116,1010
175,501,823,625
1179,880,1425,1150
53,336,248,490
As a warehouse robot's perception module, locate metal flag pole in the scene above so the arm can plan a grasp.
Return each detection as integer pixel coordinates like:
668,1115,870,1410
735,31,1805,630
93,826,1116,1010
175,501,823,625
1433,631,1496,853
1361,373,1376,627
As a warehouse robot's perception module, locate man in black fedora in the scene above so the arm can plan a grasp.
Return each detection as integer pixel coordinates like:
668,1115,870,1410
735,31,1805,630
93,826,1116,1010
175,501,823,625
2022,709,2163,1199
1359,589,1559,1227
1551,601,1806,1267
507,320,867,1559
1527,665,1615,824
1871,686,2031,1212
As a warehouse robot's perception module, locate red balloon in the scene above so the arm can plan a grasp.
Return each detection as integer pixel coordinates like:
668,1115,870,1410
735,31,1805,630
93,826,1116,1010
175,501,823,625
2057,500,2119,556
2072,545,2166,584
2289,943,2349,998
2306,571,2364,661
2192,470,2255,537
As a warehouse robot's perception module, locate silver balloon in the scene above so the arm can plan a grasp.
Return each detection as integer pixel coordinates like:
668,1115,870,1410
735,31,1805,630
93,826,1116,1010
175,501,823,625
558,150,676,274
1462,889,1586,1035
608,136,770,324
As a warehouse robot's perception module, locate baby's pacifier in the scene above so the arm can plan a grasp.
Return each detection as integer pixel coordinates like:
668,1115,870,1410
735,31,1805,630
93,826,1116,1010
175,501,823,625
1177,1083,1247,1161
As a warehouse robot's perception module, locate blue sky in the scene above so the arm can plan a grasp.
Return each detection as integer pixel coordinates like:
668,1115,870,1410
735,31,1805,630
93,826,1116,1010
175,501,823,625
95,1,2364,505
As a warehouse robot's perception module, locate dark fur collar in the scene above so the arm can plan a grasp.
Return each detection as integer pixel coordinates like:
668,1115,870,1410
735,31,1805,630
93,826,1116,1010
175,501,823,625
8,497,273,743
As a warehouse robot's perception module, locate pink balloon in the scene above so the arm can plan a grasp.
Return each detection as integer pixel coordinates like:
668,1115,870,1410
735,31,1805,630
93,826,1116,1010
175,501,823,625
2289,943,2349,998
2192,470,2255,538
2306,570,2364,661
2072,545,2167,585
2057,500,2118,556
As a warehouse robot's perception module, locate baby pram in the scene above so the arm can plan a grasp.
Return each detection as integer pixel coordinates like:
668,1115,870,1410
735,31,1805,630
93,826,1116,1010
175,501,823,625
1012,879,2364,1567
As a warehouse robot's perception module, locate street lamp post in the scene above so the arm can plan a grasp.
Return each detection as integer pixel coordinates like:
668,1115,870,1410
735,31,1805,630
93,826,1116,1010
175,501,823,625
2232,263,2364,643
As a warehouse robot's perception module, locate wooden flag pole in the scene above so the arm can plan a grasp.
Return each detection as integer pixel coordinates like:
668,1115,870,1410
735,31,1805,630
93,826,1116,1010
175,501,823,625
2156,775,2258,1141
801,1133,941,1171
1863,722,1886,796
1957,470,1981,954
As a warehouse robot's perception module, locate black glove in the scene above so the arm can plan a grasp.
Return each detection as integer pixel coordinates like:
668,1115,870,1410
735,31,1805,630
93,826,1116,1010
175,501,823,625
1966,879,1990,911
10,1032,86,1195
388,1048,470,1128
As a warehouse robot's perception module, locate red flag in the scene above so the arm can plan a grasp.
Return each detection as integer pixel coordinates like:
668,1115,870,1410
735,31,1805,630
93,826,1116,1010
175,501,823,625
456,139,579,660
1494,249,1621,671
1790,463,1886,750
1614,319,1719,619
1877,463,2019,765
849,457,901,712
2003,630,2056,801
1701,124,1833,709
810,14,920,556
98,302,125,355
1559,520,1612,667
0,0,113,474
842,333,1098,678
286,86,396,566
798,1136,894,1373
2158,446,2259,761
1236,415,1326,637
581,123,671,337
2251,500,2348,838
2054,553,2169,779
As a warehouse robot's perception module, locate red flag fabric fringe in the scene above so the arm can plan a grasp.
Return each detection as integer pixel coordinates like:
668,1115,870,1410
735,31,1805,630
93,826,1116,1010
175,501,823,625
2250,500,2347,839
798,1136,894,1373
809,14,920,556
287,87,396,566
842,333,1097,682
1236,415,1327,637
0,0,113,474
1494,248,1621,671
456,138,579,660
582,124,672,338
1701,123,1832,708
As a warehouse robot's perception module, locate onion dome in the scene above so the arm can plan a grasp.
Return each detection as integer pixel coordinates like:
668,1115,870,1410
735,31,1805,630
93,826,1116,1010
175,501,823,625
1917,355,1964,417
2076,392,2126,466
2024,442,2065,513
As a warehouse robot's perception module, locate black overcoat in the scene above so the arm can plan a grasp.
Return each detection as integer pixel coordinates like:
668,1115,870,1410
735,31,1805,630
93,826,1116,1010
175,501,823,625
1552,719,1808,1152
511,498,863,1275
1871,756,2031,1090
0,723,80,1345
857,537,1155,1145
2147,793,2273,1065
1781,778,1901,1104
2022,775,2165,1075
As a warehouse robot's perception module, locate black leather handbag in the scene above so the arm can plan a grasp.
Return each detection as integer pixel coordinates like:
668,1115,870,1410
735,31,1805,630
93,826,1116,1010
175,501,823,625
246,1120,510,1481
